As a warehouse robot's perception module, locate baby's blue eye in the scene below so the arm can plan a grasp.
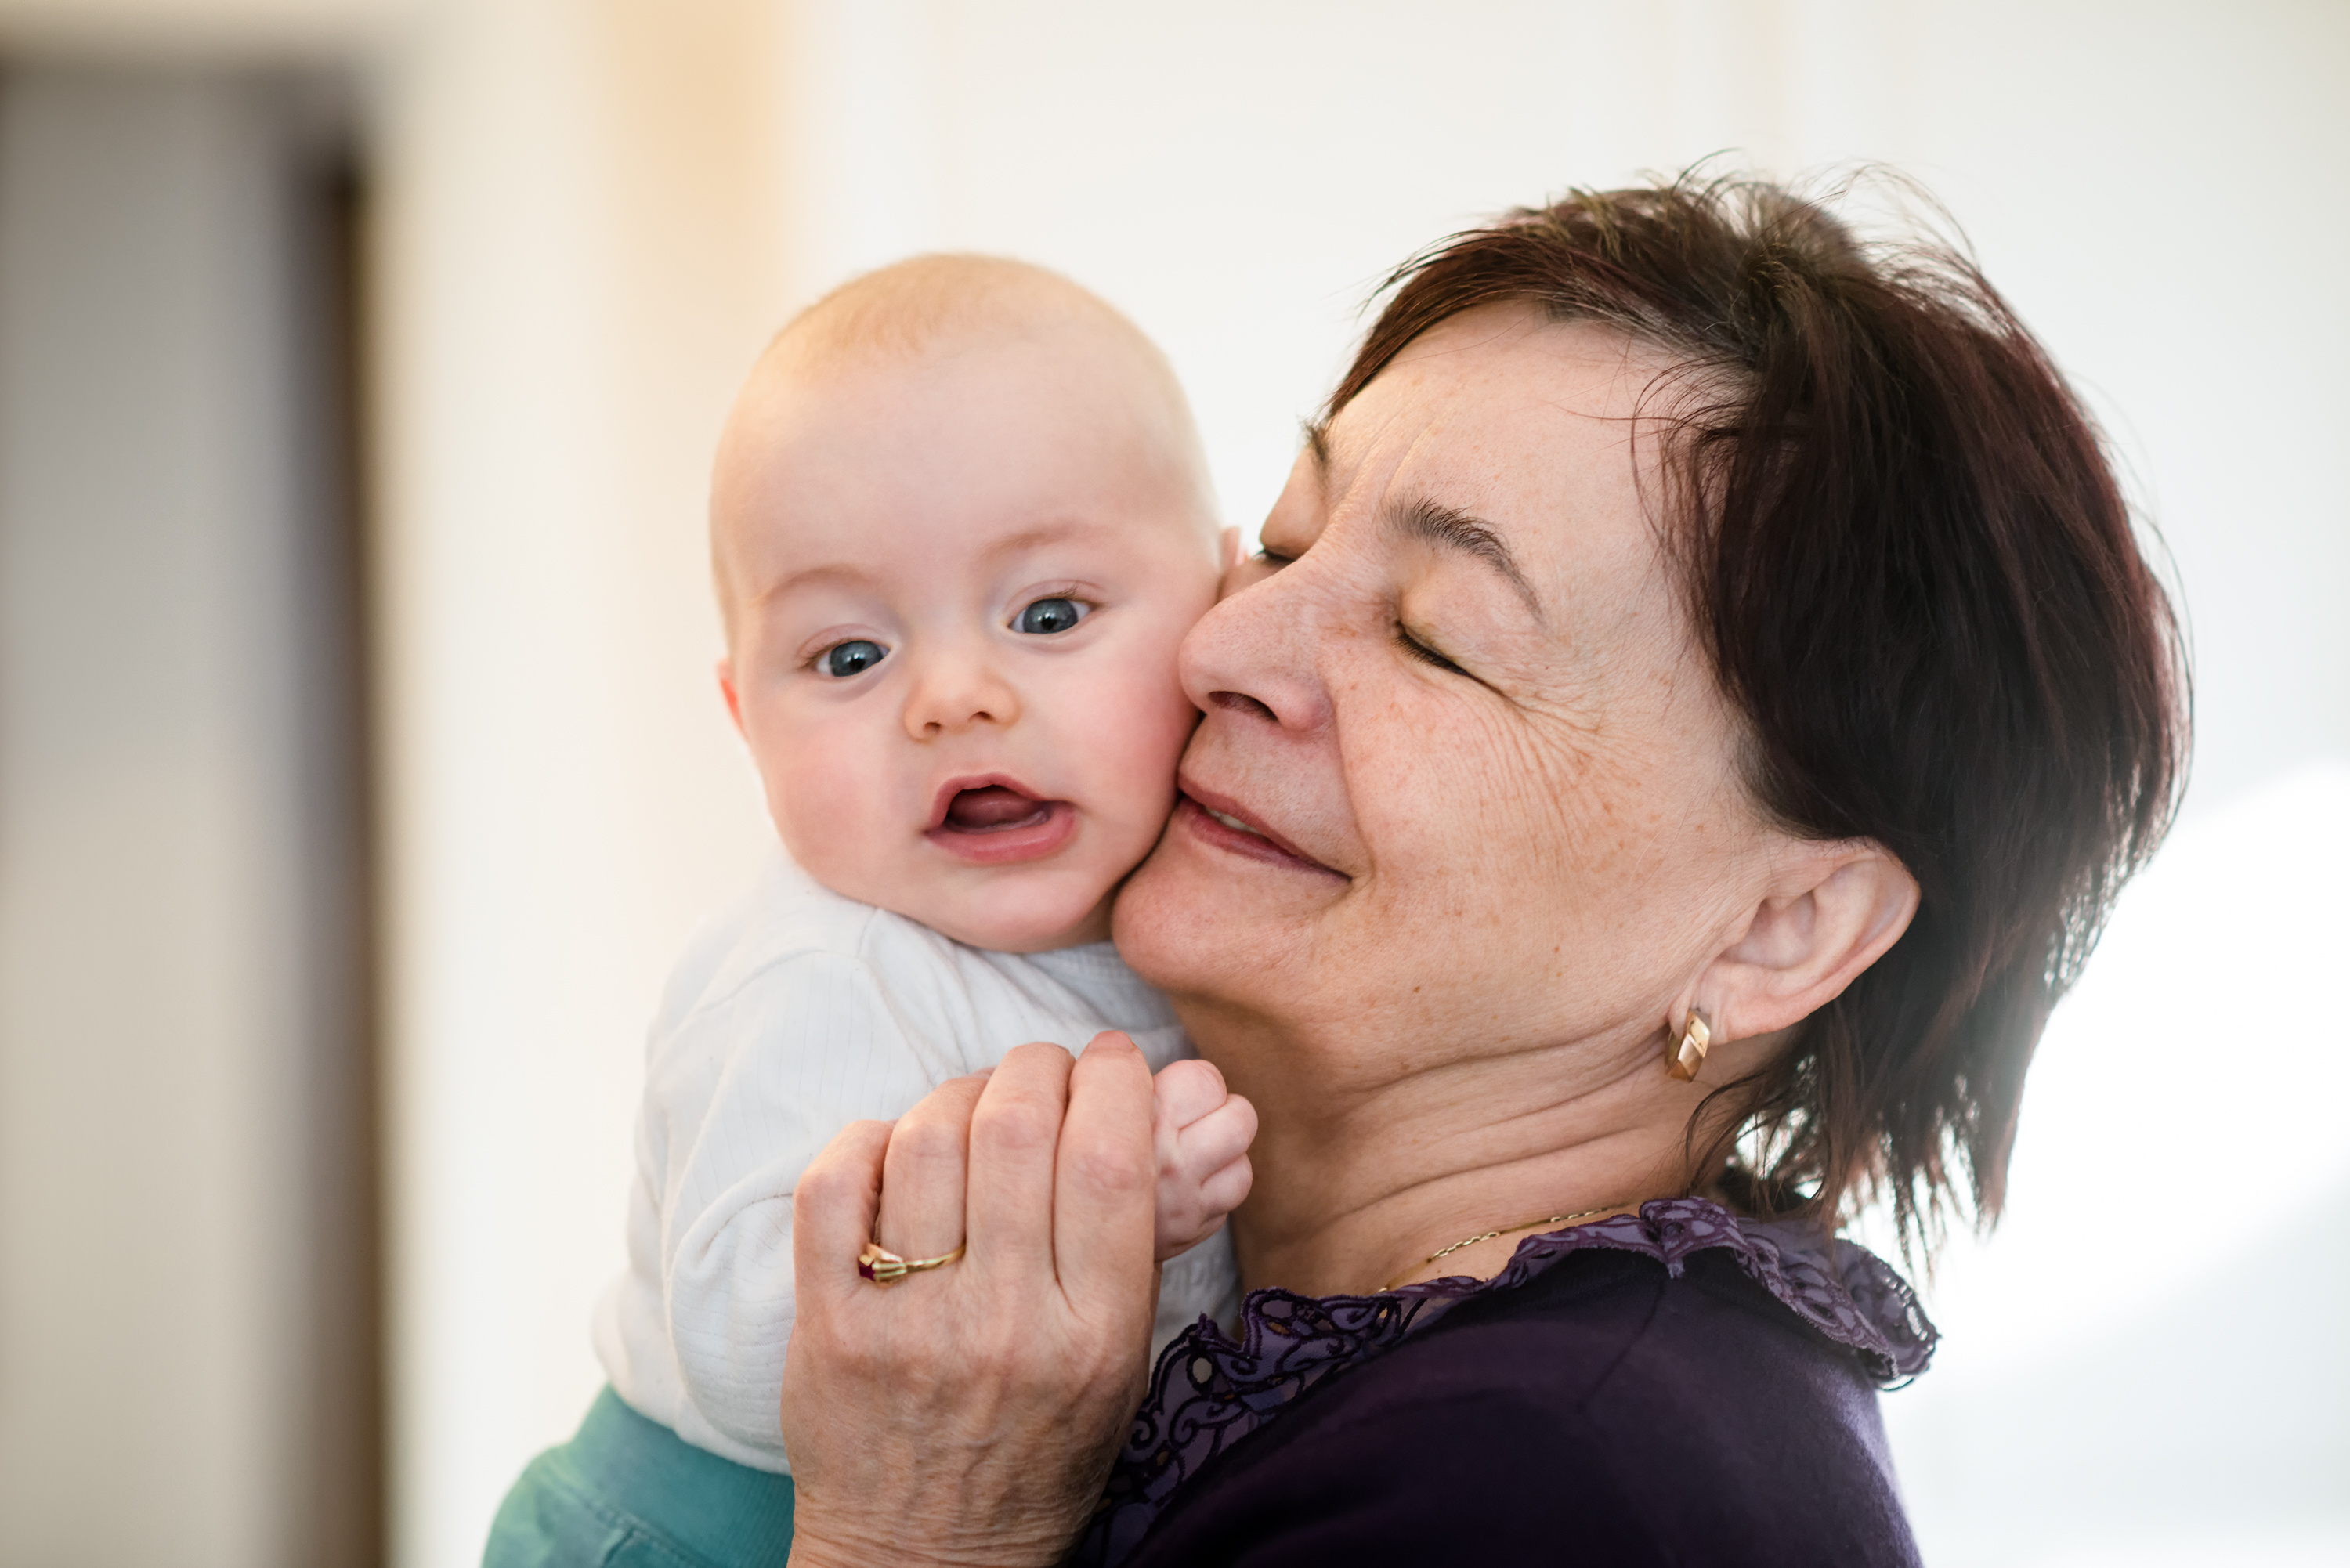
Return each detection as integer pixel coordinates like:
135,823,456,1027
1014,597,1087,635
819,639,888,678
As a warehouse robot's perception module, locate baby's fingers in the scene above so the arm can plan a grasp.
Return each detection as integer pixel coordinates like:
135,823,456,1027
1152,1057,1229,1133
1174,1093,1256,1178
1196,1152,1253,1219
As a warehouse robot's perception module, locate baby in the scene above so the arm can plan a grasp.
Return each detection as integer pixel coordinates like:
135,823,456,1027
587,255,1253,1482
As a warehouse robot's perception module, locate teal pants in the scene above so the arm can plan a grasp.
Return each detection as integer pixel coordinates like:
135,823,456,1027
484,1388,796,1567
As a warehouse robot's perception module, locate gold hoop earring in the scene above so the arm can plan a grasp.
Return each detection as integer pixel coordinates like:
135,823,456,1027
1666,1010,1712,1082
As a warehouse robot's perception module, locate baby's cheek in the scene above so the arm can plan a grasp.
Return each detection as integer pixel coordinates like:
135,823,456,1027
1096,712,1191,846
1123,659,1202,775
760,714,899,890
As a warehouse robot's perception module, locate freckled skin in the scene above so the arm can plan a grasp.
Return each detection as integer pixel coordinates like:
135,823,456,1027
1123,315,1758,1067
1114,308,1912,1297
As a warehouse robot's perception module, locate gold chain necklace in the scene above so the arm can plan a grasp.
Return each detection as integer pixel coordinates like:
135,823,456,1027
1379,1202,1641,1293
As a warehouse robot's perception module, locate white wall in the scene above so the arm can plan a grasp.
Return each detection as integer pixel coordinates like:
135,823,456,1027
366,5,786,1562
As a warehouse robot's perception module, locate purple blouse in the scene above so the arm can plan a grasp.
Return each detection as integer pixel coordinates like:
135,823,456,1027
1074,1198,1937,1566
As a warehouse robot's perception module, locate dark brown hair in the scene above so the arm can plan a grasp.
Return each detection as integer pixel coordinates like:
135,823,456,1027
1332,174,2188,1245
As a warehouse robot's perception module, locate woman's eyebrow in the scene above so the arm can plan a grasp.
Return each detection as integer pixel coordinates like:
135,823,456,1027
1386,497,1545,622
1303,418,1332,473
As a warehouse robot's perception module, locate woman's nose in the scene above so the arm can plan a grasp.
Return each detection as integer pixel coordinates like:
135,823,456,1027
1178,558,1333,735
901,645,1021,739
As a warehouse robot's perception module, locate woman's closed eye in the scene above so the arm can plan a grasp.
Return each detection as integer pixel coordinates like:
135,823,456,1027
813,638,888,678
1012,596,1091,635
1395,621,1467,677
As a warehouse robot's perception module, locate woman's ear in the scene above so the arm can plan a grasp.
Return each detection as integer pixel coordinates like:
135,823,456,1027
1692,843,1919,1045
717,657,747,739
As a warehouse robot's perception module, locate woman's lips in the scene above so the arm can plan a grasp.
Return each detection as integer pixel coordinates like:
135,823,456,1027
925,779,1076,865
1173,787,1343,879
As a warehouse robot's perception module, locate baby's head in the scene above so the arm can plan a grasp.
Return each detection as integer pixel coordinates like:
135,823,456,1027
712,255,1223,952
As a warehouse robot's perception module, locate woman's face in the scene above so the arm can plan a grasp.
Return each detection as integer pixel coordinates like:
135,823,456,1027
1115,306,1781,1094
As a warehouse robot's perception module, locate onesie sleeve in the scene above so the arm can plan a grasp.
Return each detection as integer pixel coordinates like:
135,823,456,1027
645,948,944,1461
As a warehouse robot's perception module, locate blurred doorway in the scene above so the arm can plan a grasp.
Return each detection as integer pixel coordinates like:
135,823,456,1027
0,62,381,1567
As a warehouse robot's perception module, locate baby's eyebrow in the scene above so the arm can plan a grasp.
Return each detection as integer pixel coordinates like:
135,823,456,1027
738,560,889,623
968,517,1142,566
979,517,1123,559
1383,497,1546,624
756,561,877,601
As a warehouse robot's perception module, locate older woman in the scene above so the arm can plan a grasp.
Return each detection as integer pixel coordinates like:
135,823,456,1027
775,177,2185,1566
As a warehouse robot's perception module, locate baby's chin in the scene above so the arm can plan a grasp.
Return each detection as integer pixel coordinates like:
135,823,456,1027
888,876,1119,955
1105,846,1188,983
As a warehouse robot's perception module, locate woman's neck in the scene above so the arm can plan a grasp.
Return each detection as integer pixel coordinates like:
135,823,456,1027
1193,1005,1732,1299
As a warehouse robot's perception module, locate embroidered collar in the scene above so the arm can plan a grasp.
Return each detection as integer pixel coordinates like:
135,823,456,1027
1073,1198,1936,1566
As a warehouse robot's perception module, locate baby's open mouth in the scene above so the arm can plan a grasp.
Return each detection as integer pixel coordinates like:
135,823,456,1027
939,784,1054,834
925,778,1076,865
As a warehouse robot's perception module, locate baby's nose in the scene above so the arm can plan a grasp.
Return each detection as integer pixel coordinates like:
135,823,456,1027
901,652,1020,738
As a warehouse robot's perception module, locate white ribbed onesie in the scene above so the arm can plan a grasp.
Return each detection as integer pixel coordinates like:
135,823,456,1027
592,850,1240,1474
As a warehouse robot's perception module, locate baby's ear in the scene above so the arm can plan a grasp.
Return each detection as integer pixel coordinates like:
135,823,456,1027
1214,526,1248,600
717,658,747,739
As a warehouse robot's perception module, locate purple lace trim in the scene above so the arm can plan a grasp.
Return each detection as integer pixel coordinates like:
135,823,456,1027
1072,1198,1935,1567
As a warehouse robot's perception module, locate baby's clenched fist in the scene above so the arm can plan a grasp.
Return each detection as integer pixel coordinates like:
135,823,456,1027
1151,1057,1256,1262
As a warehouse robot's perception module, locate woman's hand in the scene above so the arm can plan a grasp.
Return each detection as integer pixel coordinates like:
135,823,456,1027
780,1032,1162,1568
